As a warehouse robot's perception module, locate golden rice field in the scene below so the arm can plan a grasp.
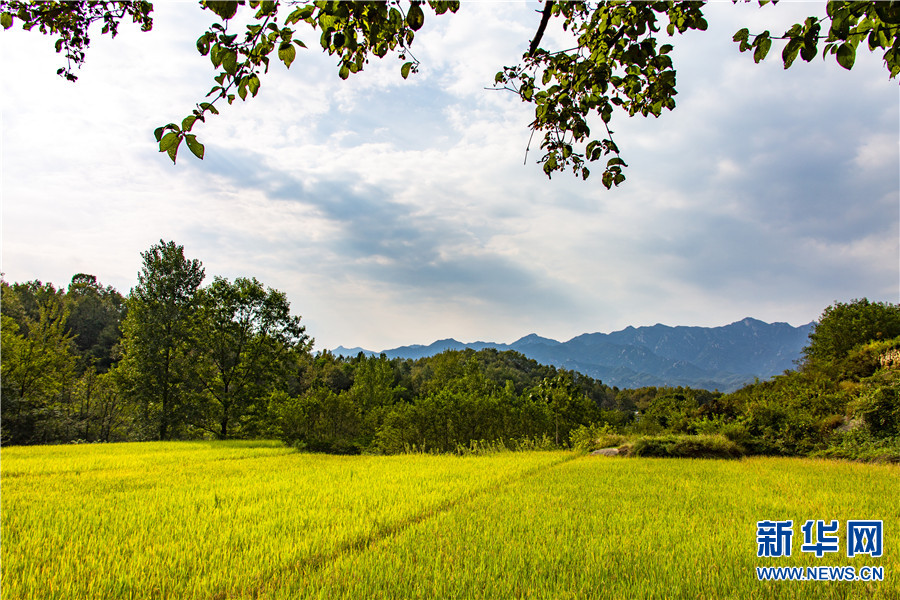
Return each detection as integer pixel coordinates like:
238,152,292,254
2,441,898,600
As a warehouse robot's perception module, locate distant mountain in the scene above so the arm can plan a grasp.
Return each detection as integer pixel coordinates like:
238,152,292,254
332,318,815,392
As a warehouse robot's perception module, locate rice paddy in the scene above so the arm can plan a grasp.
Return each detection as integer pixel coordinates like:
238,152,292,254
2,442,898,599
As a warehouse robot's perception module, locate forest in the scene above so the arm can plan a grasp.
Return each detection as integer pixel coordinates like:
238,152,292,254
2,240,899,461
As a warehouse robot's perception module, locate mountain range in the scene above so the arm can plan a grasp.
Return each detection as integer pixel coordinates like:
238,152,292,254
332,318,815,392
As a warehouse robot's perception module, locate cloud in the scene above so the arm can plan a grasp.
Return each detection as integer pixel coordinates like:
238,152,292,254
1,1,897,351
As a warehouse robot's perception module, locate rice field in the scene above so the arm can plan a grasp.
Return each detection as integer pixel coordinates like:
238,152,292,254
2,441,898,599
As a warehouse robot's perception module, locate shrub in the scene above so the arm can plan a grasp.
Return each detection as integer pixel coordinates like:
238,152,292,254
569,423,626,452
630,434,744,459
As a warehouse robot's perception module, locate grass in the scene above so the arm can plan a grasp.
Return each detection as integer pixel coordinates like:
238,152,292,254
2,442,898,599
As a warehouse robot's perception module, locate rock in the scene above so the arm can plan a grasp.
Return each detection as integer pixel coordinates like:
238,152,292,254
590,447,620,457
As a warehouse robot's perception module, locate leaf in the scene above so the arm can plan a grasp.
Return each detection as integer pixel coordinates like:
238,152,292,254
339,64,350,80
185,134,205,160
222,50,237,74
159,132,180,152
153,126,165,142
248,74,260,96
782,38,801,69
278,42,296,68
166,137,182,163
182,116,197,132
732,28,749,43
407,3,425,31
205,1,238,20
753,36,772,63
1,12,13,30
835,42,856,70
401,61,413,79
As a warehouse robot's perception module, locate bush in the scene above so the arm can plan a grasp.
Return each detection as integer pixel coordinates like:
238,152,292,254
569,423,626,452
813,428,900,463
630,434,744,459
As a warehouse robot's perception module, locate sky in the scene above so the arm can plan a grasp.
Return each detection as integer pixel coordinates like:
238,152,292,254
2,1,898,352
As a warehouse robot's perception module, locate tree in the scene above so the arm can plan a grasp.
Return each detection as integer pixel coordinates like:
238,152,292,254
65,273,127,372
117,240,205,440
4,1,898,186
0,283,78,444
802,298,900,368
192,276,311,439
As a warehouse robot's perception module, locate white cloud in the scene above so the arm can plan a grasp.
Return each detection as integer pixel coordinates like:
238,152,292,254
2,1,897,350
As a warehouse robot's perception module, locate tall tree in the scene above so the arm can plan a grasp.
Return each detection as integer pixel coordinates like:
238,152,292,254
192,276,311,439
117,240,205,440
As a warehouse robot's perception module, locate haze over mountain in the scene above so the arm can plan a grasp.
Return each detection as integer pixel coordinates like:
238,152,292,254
333,318,815,392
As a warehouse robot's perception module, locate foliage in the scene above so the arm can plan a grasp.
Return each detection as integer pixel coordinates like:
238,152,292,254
0,286,77,445
5,1,899,183
65,273,126,372
629,433,744,459
0,1,153,81
802,298,900,368
116,240,205,440
192,276,311,439
568,422,625,452
812,427,900,463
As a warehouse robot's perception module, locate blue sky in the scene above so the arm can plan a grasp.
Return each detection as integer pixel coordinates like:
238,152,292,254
2,1,898,351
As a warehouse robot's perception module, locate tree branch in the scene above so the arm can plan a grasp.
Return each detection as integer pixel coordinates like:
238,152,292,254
529,1,553,56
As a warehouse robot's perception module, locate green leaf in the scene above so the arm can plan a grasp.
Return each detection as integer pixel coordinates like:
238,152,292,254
800,39,817,62
153,126,165,142
278,42,296,68
166,137,182,163
782,38,801,69
222,51,237,75
182,116,197,132
159,132,180,152
1,12,13,30
753,36,772,63
185,134,205,160
339,64,350,80
732,28,749,43
407,3,425,31
205,1,238,20
835,42,856,70
248,74,260,96
401,61,413,79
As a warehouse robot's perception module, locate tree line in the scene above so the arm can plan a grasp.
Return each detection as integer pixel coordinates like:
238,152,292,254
2,240,899,460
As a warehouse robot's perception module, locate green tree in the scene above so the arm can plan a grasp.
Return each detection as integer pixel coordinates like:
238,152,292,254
117,240,205,440
4,1,897,184
0,286,77,444
65,273,127,372
803,298,900,368
192,276,310,439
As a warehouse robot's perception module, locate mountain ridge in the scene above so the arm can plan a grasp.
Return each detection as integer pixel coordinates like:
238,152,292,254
332,318,815,392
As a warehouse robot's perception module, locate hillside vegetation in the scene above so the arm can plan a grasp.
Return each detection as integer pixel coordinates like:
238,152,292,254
2,242,898,461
